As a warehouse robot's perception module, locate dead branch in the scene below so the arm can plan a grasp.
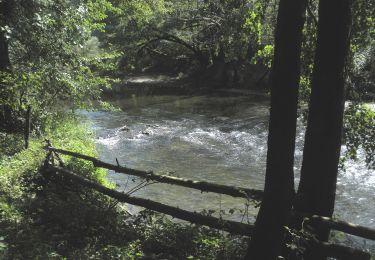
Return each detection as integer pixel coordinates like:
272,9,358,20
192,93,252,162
45,147,264,201
305,215,375,241
44,165,254,236
44,165,373,259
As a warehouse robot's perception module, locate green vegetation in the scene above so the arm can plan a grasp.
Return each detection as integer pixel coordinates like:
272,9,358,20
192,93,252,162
0,117,117,258
0,117,247,259
0,0,374,259
343,103,375,169
1,0,119,131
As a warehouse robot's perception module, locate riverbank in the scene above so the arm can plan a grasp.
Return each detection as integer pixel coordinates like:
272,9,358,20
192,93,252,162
1,105,373,258
0,116,247,259
103,74,270,99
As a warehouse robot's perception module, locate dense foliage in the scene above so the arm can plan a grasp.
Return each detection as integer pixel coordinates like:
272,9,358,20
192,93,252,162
0,0,119,130
100,0,374,98
0,0,374,258
1,0,374,128
343,103,375,169
101,0,278,76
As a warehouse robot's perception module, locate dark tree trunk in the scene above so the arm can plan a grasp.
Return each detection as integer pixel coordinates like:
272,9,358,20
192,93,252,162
24,105,31,149
293,0,352,249
0,0,12,71
0,33,11,71
246,0,307,259
245,36,255,62
0,0,13,129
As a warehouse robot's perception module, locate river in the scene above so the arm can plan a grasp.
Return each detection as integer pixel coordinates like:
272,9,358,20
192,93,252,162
81,83,374,251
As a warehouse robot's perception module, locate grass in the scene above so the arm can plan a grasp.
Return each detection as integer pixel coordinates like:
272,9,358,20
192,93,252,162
0,115,247,260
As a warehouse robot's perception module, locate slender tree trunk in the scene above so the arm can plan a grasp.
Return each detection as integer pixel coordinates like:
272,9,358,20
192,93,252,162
0,34,11,71
24,105,31,149
294,0,352,255
0,0,12,71
246,0,307,259
0,0,13,129
245,36,255,62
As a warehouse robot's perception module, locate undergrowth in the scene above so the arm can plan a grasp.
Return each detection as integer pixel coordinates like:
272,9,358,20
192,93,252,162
0,116,246,260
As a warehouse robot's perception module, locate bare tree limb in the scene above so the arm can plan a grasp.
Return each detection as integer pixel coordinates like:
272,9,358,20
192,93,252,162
45,165,254,236
44,165,373,259
305,215,375,241
45,147,264,201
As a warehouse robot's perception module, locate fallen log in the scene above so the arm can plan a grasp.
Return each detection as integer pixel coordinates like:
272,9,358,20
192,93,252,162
45,165,254,236
44,165,372,259
305,215,375,241
46,147,263,201
47,147,375,243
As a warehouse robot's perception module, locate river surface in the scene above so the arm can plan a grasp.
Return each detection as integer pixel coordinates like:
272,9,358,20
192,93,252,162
81,91,374,250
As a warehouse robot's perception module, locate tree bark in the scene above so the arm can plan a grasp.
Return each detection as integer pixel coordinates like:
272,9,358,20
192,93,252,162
294,0,352,251
246,0,307,259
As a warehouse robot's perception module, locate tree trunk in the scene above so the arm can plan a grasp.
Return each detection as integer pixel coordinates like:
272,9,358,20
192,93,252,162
245,36,255,62
0,0,13,129
0,33,11,71
294,0,352,256
0,0,12,71
246,0,307,259
24,105,31,149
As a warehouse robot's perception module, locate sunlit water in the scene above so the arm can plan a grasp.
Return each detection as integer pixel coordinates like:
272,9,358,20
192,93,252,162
81,93,374,251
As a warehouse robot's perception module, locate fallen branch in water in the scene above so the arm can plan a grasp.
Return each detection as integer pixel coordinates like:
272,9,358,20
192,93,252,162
305,215,375,241
44,165,254,236
46,147,264,201
44,165,372,259
47,147,375,243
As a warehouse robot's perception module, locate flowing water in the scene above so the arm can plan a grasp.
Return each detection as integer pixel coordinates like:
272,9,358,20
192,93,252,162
81,86,374,250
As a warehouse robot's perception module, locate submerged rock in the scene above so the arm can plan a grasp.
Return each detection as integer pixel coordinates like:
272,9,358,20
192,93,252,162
119,126,130,132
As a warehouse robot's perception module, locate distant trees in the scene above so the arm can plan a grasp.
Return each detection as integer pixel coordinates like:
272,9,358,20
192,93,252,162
102,0,278,74
246,0,307,258
100,0,373,101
